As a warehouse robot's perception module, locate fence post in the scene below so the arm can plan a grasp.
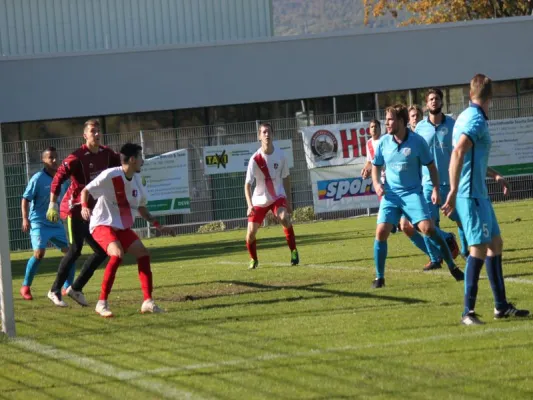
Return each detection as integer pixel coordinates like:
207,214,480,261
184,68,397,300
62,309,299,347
140,131,151,239
24,140,31,183
333,97,337,124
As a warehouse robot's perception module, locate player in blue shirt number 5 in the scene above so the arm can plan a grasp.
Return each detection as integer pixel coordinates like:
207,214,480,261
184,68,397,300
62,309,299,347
371,104,464,288
442,74,529,325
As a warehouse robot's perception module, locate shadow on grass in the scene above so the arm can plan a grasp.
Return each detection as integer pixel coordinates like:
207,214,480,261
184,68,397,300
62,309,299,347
10,232,376,280
154,280,427,311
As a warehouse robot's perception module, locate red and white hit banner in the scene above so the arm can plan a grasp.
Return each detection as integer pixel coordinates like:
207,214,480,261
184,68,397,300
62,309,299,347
300,122,378,169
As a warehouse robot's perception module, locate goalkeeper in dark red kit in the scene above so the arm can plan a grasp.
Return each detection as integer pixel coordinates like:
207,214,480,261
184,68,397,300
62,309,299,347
46,119,121,307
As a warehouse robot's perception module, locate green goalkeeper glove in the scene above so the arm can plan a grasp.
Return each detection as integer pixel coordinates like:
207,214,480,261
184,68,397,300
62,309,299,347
46,202,59,223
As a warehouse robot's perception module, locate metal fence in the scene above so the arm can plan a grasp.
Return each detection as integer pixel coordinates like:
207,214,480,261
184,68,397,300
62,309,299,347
3,95,533,251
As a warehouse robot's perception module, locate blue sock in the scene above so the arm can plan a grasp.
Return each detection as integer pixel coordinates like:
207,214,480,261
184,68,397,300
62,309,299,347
374,240,387,279
64,263,76,289
485,255,507,310
427,231,455,270
23,256,41,287
422,234,441,263
457,226,468,256
409,231,431,257
464,256,484,315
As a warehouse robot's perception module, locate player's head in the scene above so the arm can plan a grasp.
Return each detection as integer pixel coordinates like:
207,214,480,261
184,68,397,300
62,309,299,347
426,88,444,115
41,146,58,171
385,104,409,135
257,123,273,144
470,73,493,105
408,105,423,129
369,119,381,139
83,119,101,147
120,142,144,173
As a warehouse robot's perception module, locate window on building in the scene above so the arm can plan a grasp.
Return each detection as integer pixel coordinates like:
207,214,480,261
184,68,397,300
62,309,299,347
21,118,89,141
334,95,357,114
1,123,22,143
493,80,517,97
519,78,533,94
175,108,207,128
377,90,409,109
105,111,174,134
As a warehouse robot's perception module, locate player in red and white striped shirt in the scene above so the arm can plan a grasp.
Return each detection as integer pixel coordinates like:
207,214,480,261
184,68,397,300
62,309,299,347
78,143,173,317
361,119,384,188
244,123,299,269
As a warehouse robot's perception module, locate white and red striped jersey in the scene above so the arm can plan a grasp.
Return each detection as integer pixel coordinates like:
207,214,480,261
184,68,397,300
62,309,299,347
366,138,380,163
245,146,289,207
366,137,386,183
85,167,147,233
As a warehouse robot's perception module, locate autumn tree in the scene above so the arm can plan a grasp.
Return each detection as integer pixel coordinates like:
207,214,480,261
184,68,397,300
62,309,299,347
363,0,532,26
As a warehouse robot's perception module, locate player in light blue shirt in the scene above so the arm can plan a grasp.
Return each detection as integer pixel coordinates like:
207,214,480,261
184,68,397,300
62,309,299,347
20,147,75,300
414,88,464,269
443,73,529,325
371,104,464,288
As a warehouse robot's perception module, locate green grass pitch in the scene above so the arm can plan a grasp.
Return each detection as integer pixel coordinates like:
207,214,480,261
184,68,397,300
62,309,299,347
1,200,533,399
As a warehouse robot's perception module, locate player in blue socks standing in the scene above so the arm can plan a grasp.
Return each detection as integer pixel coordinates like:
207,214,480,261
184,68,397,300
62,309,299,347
443,73,529,325
20,147,75,300
371,104,464,288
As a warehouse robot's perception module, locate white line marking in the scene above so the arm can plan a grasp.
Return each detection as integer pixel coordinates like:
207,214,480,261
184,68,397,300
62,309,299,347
11,338,200,400
125,324,533,378
216,261,533,284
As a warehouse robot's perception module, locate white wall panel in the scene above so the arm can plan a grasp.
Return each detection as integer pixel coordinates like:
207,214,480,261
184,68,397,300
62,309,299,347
0,0,273,56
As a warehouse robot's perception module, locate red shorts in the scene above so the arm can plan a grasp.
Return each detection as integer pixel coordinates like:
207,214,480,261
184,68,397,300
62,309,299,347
92,226,140,253
248,197,288,224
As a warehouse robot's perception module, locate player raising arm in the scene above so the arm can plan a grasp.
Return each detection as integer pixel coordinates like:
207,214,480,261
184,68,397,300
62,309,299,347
46,119,120,307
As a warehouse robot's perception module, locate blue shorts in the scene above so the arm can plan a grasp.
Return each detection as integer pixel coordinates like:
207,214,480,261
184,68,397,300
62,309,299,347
377,191,431,226
423,185,459,224
30,225,69,250
455,197,500,246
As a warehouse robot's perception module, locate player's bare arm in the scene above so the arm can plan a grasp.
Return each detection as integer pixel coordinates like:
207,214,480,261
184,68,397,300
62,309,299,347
245,183,254,216
21,198,30,232
442,134,472,217
282,176,293,214
427,162,441,205
80,188,92,221
486,166,510,195
138,206,175,236
361,161,372,179
372,165,384,197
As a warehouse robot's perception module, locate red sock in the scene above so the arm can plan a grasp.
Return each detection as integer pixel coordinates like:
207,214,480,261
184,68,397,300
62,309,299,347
283,226,297,251
99,256,122,301
137,256,153,301
246,240,257,260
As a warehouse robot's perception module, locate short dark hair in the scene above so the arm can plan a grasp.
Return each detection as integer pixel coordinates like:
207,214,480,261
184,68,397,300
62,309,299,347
369,119,381,129
120,142,142,164
43,146,56,154
426,88,444,102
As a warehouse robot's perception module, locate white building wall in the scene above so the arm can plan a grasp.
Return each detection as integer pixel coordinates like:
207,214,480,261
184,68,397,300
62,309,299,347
0,0,273,56
0,17,532,123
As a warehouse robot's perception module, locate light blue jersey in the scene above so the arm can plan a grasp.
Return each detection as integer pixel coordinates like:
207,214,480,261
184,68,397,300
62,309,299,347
373,130,434,197
452,104,490,199
416,115,455,187
22,169,68,229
